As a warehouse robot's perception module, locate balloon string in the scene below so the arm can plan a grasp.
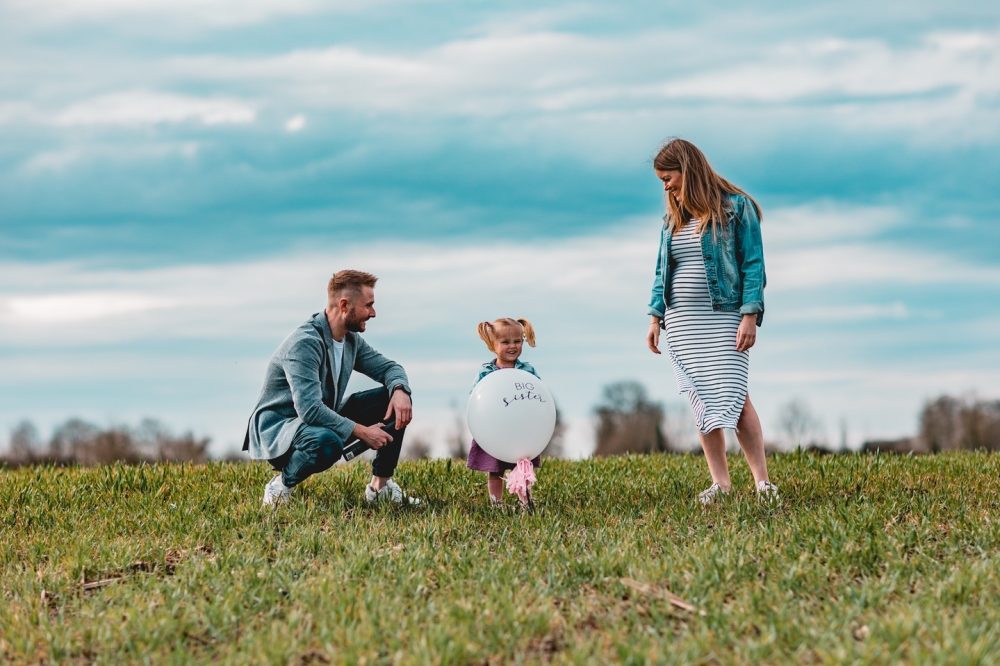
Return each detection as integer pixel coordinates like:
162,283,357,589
505,458,536,503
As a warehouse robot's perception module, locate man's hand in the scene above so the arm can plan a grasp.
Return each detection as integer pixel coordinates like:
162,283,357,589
736,314,757,352
353,422,393,450
385,388,413,428
647,320,662,355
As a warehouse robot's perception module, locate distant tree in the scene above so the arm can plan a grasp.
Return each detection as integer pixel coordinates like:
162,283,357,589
777,398,823,449
917,394,1000,452
48,418,100,462
133,418,209,462
918,396,962,452
8,420,40,464
593,381,667,456
155,432,210,463
959,399,1000,452
80,427,141,466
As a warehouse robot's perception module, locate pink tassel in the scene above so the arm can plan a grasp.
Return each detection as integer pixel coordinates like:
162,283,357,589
505,458,536,503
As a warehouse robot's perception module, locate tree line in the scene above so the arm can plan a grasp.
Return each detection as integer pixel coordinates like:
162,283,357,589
3,386,997,466
2,418,211,467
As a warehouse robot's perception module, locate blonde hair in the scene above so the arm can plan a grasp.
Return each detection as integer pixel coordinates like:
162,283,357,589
327,269,377,306
476,317,537,352
653,138,762,237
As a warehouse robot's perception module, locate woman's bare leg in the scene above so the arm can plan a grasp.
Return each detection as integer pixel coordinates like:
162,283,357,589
698,428,731,490
735,394,770,485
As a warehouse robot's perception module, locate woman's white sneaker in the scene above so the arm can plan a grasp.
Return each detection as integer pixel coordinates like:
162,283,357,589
364,479,422,506
262,473,293,506
697,483,729,505
756,480,779,499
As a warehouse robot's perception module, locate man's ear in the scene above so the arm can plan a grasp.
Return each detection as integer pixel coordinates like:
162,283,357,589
338,296,353,313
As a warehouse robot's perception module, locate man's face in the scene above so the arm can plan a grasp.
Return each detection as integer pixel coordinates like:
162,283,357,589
344,286,376,332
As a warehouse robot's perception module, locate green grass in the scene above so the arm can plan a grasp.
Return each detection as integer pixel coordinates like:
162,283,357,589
2,452,999,664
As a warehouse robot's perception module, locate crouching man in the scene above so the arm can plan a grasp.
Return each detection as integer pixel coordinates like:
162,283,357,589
243,269,421,506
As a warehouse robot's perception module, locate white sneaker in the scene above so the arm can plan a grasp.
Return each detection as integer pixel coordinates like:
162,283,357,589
262,473,292,506
756,480,779,499
364,479,422,506
697,482,729,505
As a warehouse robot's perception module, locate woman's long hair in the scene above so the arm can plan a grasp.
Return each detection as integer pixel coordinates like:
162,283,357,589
653,138,762,236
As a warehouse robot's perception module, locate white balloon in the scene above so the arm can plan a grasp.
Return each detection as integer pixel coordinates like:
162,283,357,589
467,369,556,463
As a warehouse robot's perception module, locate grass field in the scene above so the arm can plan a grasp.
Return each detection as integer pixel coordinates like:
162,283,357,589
2,452,999,664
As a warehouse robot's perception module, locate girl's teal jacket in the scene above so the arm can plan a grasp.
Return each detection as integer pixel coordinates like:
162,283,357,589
647,192,766,326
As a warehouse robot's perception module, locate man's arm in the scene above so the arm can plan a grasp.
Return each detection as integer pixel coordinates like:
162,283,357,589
353,336,411,395
354,336,412,427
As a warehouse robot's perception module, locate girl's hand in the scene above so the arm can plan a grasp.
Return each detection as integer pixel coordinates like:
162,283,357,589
647,320,662,354
736,315,757,352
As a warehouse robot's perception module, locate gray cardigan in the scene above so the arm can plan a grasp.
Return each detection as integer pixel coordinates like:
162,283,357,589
242,311,411,460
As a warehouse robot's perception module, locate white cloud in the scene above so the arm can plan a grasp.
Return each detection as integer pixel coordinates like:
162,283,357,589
284,114,307,133
21,148,84,173
149,28,1000,142
55,91,256,127
776,302,911,322
3,0,351,29
4,292,172,324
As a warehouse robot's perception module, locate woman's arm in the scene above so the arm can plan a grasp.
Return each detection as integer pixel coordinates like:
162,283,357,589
735,196,766,326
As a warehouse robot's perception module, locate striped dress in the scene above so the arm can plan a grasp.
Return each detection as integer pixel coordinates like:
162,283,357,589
665,221,749,433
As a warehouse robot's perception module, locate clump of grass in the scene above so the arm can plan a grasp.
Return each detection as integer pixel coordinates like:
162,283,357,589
2,452,998,664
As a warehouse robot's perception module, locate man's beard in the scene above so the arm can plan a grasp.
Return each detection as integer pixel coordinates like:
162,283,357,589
346,312,367,332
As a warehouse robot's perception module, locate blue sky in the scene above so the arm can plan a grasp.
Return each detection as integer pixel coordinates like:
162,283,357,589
2,1,998,457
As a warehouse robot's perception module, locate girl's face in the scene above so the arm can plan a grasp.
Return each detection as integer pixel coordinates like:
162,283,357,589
493,328,523,365
655,168,683,204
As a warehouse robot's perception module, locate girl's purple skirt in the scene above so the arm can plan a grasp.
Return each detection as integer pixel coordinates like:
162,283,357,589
466,440,542,475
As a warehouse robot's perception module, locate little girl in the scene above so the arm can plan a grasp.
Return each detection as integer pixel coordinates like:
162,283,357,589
467,317,543,506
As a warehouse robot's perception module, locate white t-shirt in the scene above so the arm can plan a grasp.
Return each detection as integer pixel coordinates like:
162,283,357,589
331,338,345,380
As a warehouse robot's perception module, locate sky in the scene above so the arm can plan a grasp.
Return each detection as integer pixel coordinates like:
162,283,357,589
1,1,998,458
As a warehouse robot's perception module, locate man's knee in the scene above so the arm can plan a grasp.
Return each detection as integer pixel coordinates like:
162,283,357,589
297,425,344,461
343,387,392,425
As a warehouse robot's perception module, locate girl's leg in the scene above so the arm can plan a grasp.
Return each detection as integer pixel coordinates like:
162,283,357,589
487,473,504,502
735,394,770,485
698,428,731,490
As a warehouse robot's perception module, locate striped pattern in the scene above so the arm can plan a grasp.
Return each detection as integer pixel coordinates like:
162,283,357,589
665,222,749,433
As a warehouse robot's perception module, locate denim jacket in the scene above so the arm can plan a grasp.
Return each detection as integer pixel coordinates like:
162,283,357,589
474,359,539,388
647,192,766,326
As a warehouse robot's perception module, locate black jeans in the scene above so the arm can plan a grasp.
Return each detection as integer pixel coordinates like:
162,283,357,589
269,387,405,487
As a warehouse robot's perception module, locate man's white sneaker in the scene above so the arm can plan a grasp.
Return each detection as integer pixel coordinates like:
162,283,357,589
697,482,729,505
756,480,779,499
364,478,422,506
262,473,293,506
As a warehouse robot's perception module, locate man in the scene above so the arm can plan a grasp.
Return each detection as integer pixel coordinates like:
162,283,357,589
243,269,421,506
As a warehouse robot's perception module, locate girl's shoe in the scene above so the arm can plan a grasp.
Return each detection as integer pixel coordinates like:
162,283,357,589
489,497,504,509
756,480,779,499
697,483,729,505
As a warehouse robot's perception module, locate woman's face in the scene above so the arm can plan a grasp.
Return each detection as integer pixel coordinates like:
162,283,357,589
655,169,683,204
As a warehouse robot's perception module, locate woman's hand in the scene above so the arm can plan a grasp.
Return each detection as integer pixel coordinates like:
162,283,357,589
647,320,662,354
736,314,757,352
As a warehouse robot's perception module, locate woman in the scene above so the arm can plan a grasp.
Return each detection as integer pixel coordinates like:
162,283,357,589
645,138,778,504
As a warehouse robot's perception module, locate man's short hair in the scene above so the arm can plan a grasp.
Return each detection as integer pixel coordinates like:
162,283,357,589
328,269,378,304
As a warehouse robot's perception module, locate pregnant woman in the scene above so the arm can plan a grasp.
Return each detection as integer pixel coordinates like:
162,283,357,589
645,138,778,505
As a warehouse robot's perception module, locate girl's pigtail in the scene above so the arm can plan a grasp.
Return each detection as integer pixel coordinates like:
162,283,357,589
516,318,536,347
476,321,495,352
